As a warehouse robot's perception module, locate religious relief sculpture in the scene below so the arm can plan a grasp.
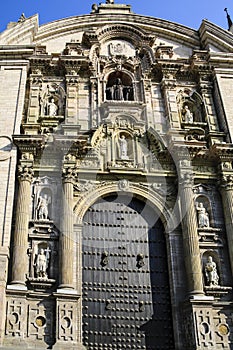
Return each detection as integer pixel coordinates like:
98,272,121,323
36,194,51,220
118,135,129,160
182,105,193,123
205,256,219,286
35,248,50,279
196,202,210,228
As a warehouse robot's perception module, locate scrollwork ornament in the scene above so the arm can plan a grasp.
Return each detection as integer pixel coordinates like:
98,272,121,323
18,165,34,183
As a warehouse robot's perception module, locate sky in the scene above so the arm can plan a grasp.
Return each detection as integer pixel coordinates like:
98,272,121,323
0,0,233,33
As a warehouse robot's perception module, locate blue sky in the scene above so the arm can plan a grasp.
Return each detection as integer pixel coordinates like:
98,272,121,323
1,0,233,33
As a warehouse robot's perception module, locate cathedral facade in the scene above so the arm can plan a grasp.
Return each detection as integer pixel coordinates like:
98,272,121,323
0,1,233,349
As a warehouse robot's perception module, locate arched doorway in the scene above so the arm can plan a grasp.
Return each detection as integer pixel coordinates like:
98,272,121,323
82,194,175,349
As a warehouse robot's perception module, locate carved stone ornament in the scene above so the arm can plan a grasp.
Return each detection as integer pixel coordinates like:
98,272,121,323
118,179,130,191
179,173,194,187
18,165,34,182
220,174,233,190
62,167,78,182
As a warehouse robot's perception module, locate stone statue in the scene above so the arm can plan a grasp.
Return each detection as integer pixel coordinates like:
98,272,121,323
48,98,57,116
36,194,50,220
183,105,193,123
205,256,219,286
196,202,210,228
113,78,124,101
36,248,50,278
119,135,129,160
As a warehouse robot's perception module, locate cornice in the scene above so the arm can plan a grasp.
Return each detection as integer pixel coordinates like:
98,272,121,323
34,14,199,48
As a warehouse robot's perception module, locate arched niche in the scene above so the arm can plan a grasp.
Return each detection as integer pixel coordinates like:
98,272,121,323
202,250,221,286
105,71,134,101
177,89,205,124
115,131,133,160
35,188,52,221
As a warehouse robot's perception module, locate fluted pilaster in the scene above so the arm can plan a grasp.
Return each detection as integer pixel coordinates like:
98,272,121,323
179,173,204,296
219,174,233,276
59,167,76,289
11,165,34,285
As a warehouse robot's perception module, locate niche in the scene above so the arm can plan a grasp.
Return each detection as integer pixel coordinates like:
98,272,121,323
106,72,134,101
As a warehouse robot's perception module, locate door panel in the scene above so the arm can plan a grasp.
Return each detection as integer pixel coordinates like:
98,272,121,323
82,195,174,350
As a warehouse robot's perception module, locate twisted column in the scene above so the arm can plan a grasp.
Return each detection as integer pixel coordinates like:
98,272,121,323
219,174,233,276
11,165,34,286
58,167,76,289
179,173,204,296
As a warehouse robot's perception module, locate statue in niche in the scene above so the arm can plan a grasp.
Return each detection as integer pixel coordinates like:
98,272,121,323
205,256,219,286
113,78,124,101
35,248,50,279
36,194,50,220
118,135,129,160
47,98,58,116
196,202,210,228
182,105,193,123
106,78,133,101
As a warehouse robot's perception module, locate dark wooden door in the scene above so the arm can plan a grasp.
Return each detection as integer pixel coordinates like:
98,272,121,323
82,195,174,350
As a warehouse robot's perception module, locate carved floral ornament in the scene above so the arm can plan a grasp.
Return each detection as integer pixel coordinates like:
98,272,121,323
18,165,34,182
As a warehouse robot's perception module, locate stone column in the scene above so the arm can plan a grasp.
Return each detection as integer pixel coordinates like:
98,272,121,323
179,173,204,296
219,174,233,276
59,167,76,289
11,165,34,286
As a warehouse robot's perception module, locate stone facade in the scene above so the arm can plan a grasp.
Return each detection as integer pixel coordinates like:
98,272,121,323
0,1,233,349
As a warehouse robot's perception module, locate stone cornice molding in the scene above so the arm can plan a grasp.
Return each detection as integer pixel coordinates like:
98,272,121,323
210,143,233,161
0,14,38,45
199,20,233,53
33,14,199,49
13,135,45,157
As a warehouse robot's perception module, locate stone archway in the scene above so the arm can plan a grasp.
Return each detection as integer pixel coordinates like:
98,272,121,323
82,193,175,350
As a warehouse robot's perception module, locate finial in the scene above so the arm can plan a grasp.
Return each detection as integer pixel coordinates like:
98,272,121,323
106,0,114,3
18,13,26,23
224,8,233,30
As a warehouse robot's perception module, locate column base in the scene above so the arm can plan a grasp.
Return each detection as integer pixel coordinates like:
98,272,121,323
7,283,27,291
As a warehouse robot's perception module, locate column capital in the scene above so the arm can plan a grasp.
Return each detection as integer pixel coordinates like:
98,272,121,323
18,165,34,183
62,166,77,184
179,173,194,188
219,174,233,190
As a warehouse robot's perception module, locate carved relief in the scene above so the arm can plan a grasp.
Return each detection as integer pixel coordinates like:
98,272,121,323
5,299,26,337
